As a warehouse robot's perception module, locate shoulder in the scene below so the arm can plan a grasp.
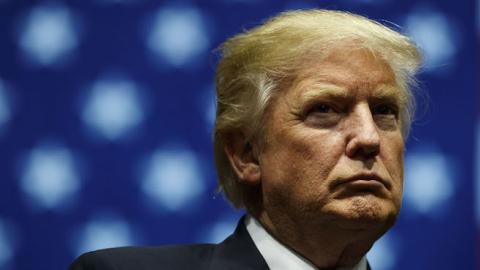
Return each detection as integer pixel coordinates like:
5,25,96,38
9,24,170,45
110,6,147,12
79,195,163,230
69,244,216,270
68,216,267,270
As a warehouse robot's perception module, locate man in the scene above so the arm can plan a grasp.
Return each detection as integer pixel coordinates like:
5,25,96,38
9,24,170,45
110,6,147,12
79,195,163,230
70,9,421,270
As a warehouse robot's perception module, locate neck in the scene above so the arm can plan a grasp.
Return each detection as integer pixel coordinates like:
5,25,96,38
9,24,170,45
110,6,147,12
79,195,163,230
255,211,383,268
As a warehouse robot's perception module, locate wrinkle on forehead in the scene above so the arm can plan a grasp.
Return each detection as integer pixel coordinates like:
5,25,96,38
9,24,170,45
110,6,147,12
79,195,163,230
300,49,395,85
289,48,407,104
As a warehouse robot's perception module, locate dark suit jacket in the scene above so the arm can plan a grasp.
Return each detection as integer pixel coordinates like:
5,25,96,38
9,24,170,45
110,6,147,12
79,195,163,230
69,218,269,270
69,218,372,270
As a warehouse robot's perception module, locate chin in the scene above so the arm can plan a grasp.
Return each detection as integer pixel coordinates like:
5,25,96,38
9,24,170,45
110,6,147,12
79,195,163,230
328,195,400,229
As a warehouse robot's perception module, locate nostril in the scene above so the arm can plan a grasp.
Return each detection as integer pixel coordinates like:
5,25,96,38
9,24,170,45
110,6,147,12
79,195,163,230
360,144,380,157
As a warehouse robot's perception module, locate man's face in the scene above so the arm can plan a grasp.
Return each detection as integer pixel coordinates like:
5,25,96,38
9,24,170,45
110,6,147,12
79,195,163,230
258,48,404,231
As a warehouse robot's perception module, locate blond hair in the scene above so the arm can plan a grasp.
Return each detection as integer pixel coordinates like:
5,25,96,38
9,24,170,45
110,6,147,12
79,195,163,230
214,9,422,208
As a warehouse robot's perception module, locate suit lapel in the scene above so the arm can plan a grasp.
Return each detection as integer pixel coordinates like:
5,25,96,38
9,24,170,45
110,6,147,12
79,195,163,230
209,216,269,270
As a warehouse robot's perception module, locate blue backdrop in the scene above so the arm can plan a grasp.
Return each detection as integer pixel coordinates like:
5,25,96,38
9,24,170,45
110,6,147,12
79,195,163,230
0,1,475,270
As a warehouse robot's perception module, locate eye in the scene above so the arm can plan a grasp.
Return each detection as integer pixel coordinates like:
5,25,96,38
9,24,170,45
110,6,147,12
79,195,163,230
310,104,334,113
372,104,398,117
303,103,341,127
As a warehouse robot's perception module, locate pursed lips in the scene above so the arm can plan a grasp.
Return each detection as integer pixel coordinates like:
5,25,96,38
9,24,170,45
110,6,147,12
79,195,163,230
332,173,391,190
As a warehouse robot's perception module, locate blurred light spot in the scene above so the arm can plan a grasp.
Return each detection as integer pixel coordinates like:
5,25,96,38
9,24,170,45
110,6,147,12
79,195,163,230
0,80,12,129
405,6,458,72
20,143,80,210
367,233,397,270
198,215,239,243
82,76,144,141
0,219,17,269
76,216,134,254
146,7,209,67
18,4,79,66
404,147,455,215
141,147,205,212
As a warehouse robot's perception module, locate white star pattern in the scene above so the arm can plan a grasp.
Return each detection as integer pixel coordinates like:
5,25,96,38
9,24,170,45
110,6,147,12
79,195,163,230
75,215,135,255
405,6,458,72
141,147,205,212
82,76,144,141
18,4,79,66
404,147,455,216
20,144,80,210
146,6,210,67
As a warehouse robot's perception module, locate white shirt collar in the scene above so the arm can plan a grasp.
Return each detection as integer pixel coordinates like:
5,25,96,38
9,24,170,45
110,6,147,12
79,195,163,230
245,215,368,270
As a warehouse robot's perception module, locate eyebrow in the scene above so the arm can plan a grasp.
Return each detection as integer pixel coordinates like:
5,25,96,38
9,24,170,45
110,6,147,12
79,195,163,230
371,85,403,98
289,83,349,113
298,82,404,102
369,85,407,106
298,83,350,104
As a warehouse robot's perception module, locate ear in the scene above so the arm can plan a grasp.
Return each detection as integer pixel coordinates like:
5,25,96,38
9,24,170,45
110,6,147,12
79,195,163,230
224,132,261,185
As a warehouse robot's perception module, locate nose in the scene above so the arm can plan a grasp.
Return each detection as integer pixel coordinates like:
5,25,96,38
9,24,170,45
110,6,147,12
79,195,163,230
345,104,380,159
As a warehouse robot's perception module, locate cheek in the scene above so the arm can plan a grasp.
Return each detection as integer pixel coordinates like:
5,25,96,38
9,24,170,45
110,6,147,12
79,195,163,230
262,129,345,195
380,134,404,197
383,136,404,176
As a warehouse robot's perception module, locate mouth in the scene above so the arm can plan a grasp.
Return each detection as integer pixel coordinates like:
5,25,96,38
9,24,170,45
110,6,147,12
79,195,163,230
332,173,391,191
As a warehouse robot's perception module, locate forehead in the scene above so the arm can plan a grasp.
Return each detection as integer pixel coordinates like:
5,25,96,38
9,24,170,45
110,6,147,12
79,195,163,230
289,48,403,100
